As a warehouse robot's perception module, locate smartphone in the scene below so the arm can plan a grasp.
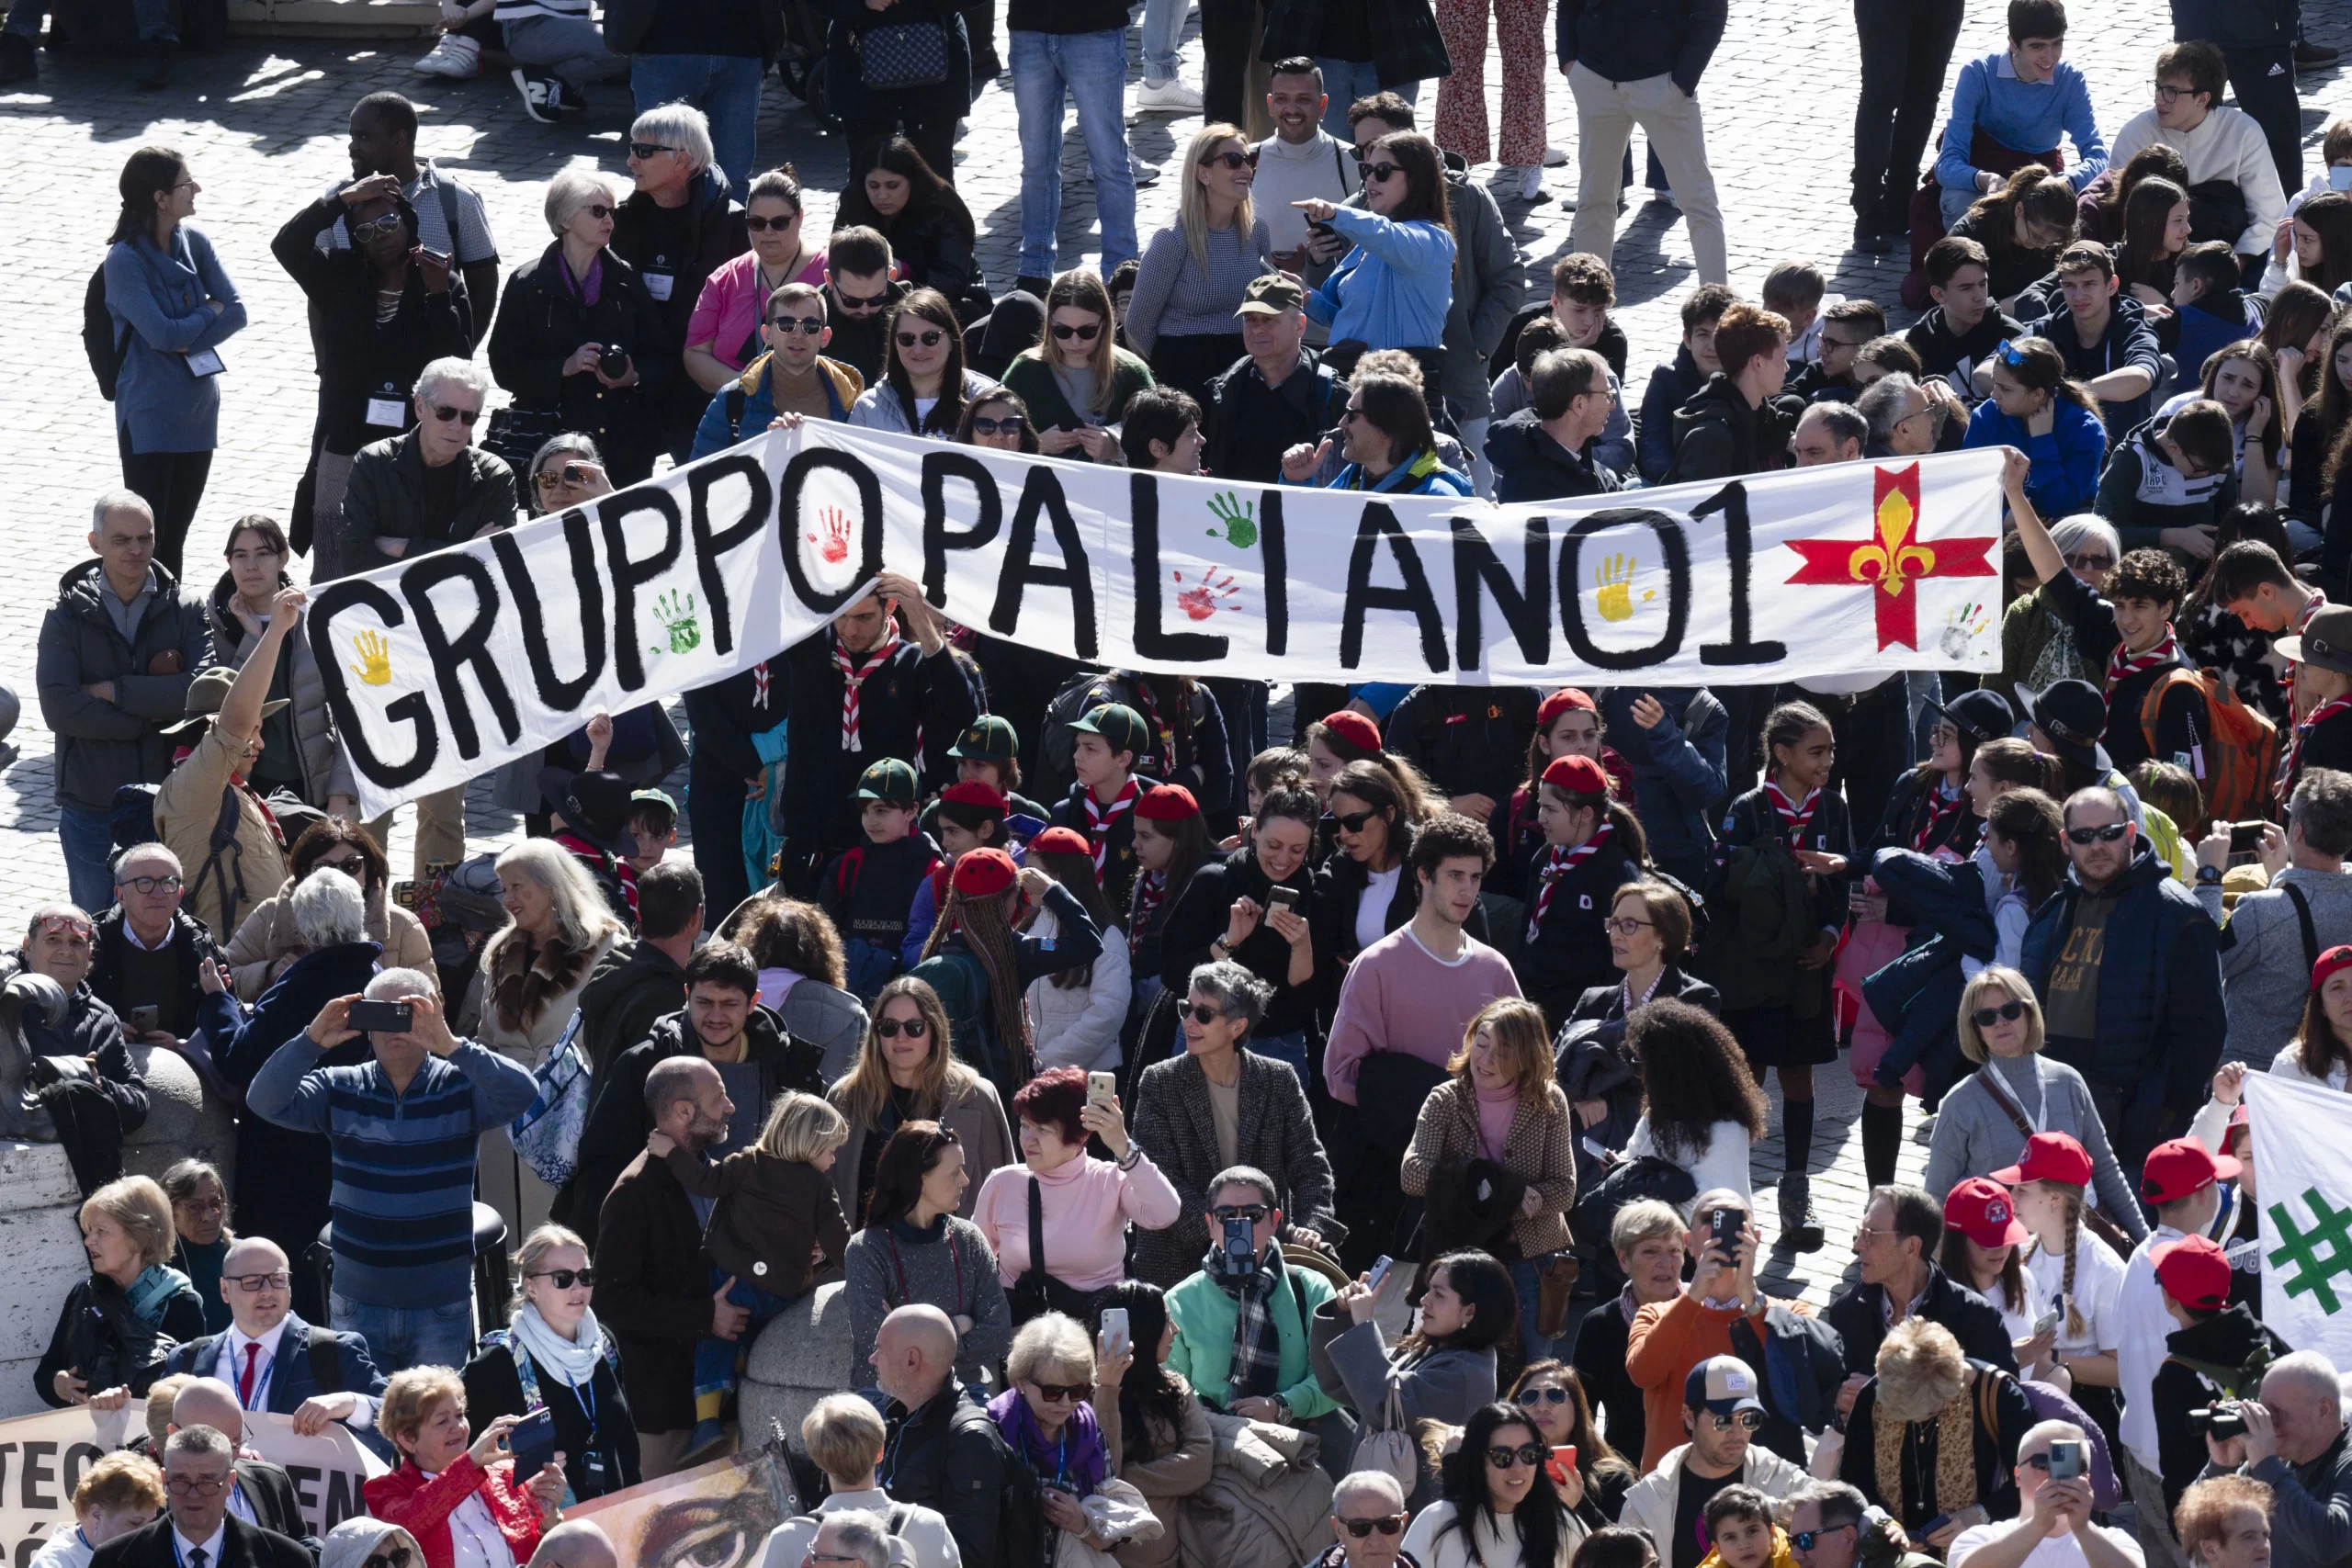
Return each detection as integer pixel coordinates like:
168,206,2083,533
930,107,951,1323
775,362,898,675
508,1408,557,1478
1917,1516,1952,1540
2032,1303,2063,1338
128,1004,160,1034
1101,1306,1130,1359
1366,1255,1395,1291
1265,885,1300,915
419,246,452,268
1221,1213,1257,1269
2230,819,2269,852
1087,1071,1117,1110
1581,1134,1610,1159
348,998,415,1033
1545,1446,1578,1487
1709,1205,1738,1253
2047,1439,2085,1481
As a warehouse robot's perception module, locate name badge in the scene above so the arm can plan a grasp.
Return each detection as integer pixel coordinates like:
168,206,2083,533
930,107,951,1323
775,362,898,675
366,397,407,427
186,348,224,377
645,272,674,302
1577,894,1592,909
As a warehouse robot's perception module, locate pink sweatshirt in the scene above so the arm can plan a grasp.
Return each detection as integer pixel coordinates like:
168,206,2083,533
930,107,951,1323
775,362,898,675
1323,926,1523,1105
973,1150,1182,1290
686,247,831,371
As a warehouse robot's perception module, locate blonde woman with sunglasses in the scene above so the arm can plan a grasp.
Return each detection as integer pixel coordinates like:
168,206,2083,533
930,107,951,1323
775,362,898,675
1125,124,1276,404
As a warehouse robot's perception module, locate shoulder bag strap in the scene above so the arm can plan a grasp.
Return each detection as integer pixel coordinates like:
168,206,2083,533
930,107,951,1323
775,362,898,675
508,1336,547,1413
2285,882,2322,976
434,174,461,255
1027,1175,1046,1278
1974,1066,2037,1138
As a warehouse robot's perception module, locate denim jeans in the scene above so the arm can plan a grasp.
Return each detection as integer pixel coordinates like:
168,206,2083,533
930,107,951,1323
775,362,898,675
332,1291,475,1378
1246,1030,1309,1080
695,1273,797,1418
6,0,172,39
1011,28,1138,278
1314,61,1419,141
58,803,118,916
631,53,764,199
1509,1255,1561,1362
1139,0,1186,83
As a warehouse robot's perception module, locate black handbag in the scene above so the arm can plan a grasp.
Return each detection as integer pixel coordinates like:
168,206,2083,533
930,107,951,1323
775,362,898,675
1570,1154,1698,1250
1007,1176,1110,1326
858,20,951,89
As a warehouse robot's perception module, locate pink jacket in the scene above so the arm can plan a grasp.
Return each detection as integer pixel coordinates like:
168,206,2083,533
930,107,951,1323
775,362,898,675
687,247,831,370
973,1150,1181,1290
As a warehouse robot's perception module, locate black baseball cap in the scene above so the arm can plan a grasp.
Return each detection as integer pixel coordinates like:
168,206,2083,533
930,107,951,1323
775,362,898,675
1928,689,2015,746
2017,679,2110,772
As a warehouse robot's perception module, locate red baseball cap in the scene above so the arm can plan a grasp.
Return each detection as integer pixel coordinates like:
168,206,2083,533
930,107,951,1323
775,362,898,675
2141,1136,2241,1206
1542,754,1612,797
2314,944,2352,992
2153,1235,2233,1312
1029,826,1092,858
1316,709,1384,758
1945,1177,2030,1248
1136,784,1201,821
939,780,1010,812
1991,1132,2095,1189
950,847,1019,897
1536,688,1599,728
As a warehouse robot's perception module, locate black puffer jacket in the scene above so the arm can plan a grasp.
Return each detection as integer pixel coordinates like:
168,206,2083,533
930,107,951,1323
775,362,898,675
1485,407,1623,502
20,983,149,1133
1666,372,1801,484
34,560,212,814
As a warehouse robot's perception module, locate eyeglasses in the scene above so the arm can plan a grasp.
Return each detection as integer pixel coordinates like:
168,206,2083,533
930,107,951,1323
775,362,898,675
1051,321,1103,341
1340,406,1367,423
225,1271,292,1292
2018,1452,2064,1471
350,213,405,243
2064,551,2115,572
1211,1204,1270,1224
1334,808,1380,833
117,874,184,895
2153,81,2192,102
1486,1443,1547,1469
1204,150,1256,171
897,329,946,349
430,404,481,427
1358,162,1404,183
1603,916,1656,936
876,1017,930,1039
364,1550,416,1568
1995,339,2030,367
581,203,616,221
969,415,1027,435
628,141,678,160
34,915,94,938
318,853,367,874
1339,1517,1407,1540
529,1268,594,1289
165,1474,228,1496
1972,1000,2028,1028
835,288,891,312
1701,1410,1765,1431
1517,1386,1571,1406
1853,1225,1902,1244
534,465,595,491
1188,1004,1230,1026
2065,822,2131,845
744,212,800,231
768,317,826,335
1791,1526,1857,1552
1029,1381,1091,1402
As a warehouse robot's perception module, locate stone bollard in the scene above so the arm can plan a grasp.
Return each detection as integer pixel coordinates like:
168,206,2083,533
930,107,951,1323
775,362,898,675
739,1279,853,1448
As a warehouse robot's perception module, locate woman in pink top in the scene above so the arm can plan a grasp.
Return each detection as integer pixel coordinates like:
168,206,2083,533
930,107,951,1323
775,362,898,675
974,1066,1181,1324
684,166,829,394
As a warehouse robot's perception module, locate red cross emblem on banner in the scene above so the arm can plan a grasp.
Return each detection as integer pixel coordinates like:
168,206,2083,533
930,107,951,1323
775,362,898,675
1782,463,1996,649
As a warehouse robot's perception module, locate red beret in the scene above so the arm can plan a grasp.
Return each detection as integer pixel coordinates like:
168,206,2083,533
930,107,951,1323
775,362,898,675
1542,754,1612,797
1030,826,1093,858
1136,784,1201,821
939,780,1010,812
1536,688,1599,729
1317,709,1384,757
950,847,1019,897
2315,944,2352,993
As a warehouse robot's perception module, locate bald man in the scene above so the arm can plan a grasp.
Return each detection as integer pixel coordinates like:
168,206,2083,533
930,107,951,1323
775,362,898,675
874,1306,1013,1568
528,1520,618,1568
163,1237,388,1449
168,1380,307,1540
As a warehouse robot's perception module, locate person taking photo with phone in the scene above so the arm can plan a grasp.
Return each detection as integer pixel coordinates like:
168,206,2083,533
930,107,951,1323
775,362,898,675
364,1367,566,1568
1942,1419,2138,1568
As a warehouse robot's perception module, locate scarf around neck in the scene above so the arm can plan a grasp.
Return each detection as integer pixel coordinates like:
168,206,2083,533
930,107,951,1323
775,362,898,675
988,1387,1107,1495
834,632,901,753
2106,626,2179,693
1205,1239,1284,1406
123,1263,193,1325
510,1303,609,1386
1527,823,1613,942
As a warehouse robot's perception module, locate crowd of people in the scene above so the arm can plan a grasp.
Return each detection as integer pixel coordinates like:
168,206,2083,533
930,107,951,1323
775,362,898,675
21,5,2352,1568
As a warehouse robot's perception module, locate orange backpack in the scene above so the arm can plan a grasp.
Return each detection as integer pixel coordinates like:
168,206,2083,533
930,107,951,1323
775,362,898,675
2137,667,2280,821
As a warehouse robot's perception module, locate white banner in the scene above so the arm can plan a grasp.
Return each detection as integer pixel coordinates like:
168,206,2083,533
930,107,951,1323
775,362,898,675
308,427,2008,817
2244,1073,2352,1366
0,1406,385,1560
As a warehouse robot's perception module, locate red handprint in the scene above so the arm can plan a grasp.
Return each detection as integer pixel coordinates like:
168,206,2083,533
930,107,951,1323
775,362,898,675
1174,568,1240,621
804,505,853,564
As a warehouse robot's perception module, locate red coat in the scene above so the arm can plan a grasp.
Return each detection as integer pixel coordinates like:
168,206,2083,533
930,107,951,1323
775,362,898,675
363,1456,545,1568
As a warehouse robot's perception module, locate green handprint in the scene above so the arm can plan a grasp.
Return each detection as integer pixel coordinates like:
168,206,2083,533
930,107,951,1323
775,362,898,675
651,589,701,655
1204,491,1259,551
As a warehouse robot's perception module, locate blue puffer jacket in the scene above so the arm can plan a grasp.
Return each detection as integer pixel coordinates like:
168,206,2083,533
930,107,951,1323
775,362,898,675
1861,849,2000,1102
1597,686,1728,886
2018,840,2224,1143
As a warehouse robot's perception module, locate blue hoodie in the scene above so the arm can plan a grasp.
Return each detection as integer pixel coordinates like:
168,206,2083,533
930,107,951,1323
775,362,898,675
1963,395,2108,518
1303,205,1454,351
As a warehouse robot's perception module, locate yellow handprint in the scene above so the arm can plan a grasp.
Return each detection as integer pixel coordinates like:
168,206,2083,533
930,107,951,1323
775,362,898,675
347,629,392,687
1592,552,1654,624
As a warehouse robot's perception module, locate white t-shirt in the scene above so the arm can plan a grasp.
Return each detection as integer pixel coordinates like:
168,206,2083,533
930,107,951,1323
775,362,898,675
2024,1223,2129,1359
2117,1224,2197,1470
1358,865,1401,950
1950,1519,2143,1568
1979,1265,2052,1345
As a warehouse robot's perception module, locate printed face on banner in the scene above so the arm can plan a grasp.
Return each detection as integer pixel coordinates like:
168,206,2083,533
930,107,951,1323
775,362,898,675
568,1445,791,1568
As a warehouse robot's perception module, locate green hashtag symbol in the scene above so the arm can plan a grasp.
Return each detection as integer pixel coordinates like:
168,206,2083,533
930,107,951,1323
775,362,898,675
2267,1187,2352,1314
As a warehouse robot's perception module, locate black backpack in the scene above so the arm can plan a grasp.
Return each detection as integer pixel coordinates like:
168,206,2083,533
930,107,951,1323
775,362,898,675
85,264,125,402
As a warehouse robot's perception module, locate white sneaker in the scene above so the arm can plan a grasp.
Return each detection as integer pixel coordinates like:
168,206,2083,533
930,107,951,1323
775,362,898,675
412,30,481,77
1543,143,1569,167
1130,149,1160,186
1497,164,1548,202
1135,76,1204,111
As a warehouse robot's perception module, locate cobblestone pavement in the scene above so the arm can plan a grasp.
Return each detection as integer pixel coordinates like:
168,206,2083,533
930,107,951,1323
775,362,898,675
3,0,2343,1300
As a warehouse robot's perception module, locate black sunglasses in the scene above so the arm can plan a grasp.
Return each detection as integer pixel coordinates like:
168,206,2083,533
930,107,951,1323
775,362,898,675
581,202,616,220
1340,1517,1407,1540
1702,1409,1766,1431
897,329,946,349
1204,149,1256,171
529,1268,594,1288
1051,321,1102,341
744,212,800,231
1358,161,1403,183
1187,1004,1227,1025
628,141,677,160
876,1017,931,1039
1334,807,1380,833
364,1551,415,1568
1487,1443,1547,1469
2065,822,2131,845
969,414,1027,435
768,317,826,335
431,403,481,427
1972,1000,2029,1028
1791,1526,1856,1551
1211,1204,1269,1224
835,288,891,311
1030,1381,1091,1402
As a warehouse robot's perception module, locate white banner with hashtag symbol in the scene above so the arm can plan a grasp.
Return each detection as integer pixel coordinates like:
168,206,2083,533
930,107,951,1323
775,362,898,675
2245,1073,2352,1364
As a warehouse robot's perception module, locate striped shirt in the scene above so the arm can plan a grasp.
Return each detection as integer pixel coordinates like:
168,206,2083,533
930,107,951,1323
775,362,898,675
247,1038,538,1308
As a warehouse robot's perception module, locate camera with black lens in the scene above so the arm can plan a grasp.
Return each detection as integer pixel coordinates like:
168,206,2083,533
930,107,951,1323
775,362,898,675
2190,1403,2248,1440
597,344,631,379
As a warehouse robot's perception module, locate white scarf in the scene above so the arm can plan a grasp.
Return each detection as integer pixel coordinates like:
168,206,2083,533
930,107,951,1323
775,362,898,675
510,1303,607,1386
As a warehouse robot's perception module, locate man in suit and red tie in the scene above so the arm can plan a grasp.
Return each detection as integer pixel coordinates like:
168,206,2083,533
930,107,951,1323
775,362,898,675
90,1426,311,1568
161,1238,388,1447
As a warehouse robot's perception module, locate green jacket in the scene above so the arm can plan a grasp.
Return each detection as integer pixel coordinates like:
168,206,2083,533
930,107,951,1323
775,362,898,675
1712,837,1809,1014
1000,348,1155,434
1165,1262,1339,1420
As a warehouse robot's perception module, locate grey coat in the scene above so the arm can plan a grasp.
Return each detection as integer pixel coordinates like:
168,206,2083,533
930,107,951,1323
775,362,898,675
207,571,355,808
35,559,213,812
842,1214,1011,1388
1921,1056,2149,1246
847,370,1003,436
1309,1309,1496,1506
2197,866,2352,1071
1127,1051,1341,1288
